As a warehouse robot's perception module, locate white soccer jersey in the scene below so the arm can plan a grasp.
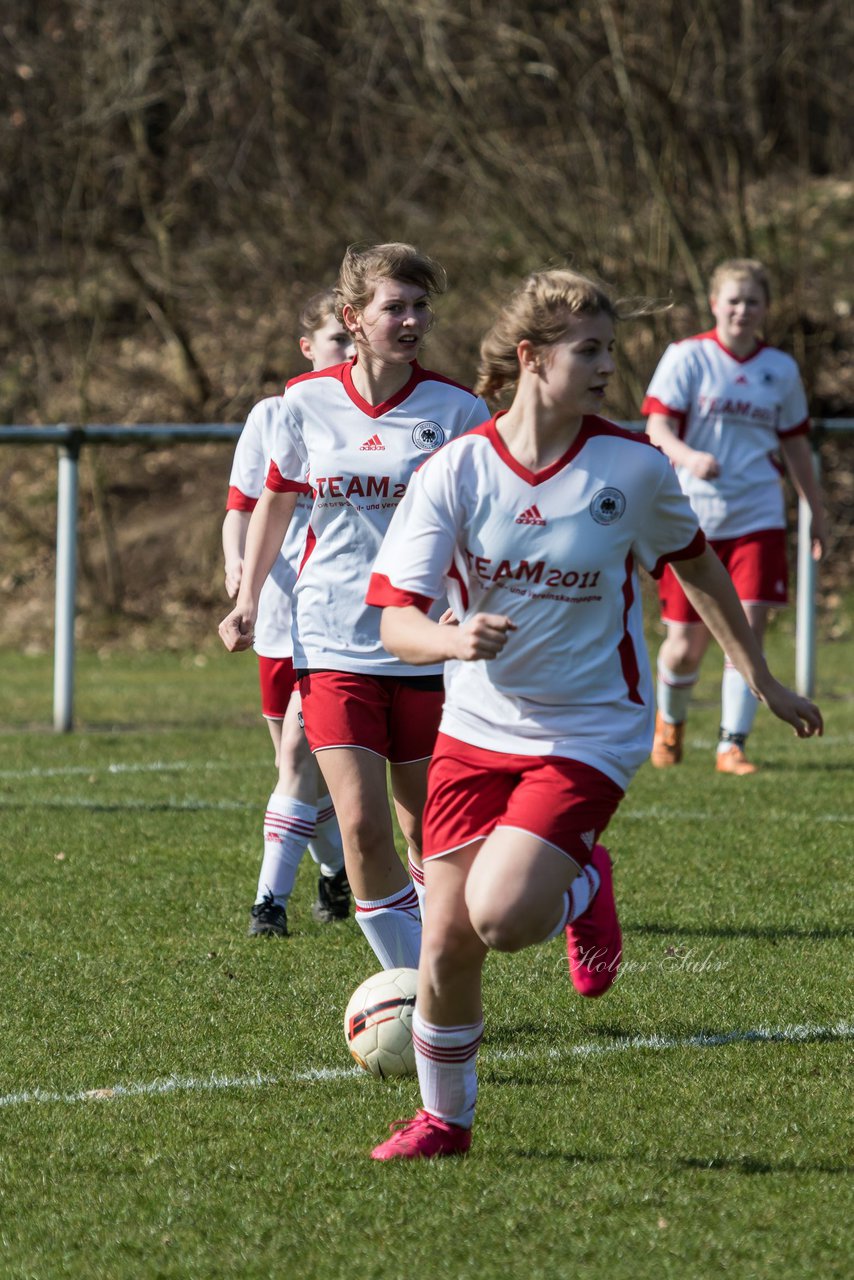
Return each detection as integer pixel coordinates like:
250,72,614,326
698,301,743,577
266,360,489,675
642,330,810,539
367,414,705,790
227,396,311,659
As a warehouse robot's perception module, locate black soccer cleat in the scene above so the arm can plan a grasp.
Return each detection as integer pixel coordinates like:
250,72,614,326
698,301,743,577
247,893,289,937
312,866,351,923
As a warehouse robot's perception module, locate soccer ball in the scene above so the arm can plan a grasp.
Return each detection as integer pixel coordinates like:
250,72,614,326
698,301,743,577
344,966,418,1079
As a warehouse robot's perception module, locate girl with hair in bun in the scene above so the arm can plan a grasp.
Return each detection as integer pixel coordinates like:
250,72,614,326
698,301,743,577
365,267,823,1161
220,244,489,971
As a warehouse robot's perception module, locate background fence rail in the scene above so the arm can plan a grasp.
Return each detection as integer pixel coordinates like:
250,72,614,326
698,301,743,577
2,421,850,730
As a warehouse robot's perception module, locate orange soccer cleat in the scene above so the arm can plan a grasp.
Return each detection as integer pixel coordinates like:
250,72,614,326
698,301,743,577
650,713,685,768
715,744,757,775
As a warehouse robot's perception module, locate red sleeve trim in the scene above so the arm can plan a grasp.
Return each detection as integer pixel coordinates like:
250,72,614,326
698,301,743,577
777,417,810,439
265,460,311,494
225,486,258,513
642,396,687,430
365,573,434,613
649,529,706,580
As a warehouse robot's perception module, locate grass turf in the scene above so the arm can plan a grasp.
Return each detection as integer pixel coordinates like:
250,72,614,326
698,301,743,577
0,617,851,1279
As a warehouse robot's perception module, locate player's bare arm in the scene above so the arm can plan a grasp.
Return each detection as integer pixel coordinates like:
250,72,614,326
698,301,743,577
673,547,823,738
219,488,298,652
778,433,828,561
222,508,251,598
380,605,516,665
647,411,719,480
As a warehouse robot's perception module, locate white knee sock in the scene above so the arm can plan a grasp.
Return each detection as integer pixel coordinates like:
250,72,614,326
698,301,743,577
255,794,316,906
412,1008,483,1129
542,861,602,943
718,661,759,750
354,883,421,968
407,849,426,919
657,659,698,725
307,793,345,877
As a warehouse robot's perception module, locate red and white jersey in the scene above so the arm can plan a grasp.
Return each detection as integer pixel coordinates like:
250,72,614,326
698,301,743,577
367,414,705,790
226,396,311,659
266,360,489,675
642,331,810,538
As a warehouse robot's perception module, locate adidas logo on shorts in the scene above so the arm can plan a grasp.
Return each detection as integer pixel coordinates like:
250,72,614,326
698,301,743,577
360,434,385,451
515,504,546,526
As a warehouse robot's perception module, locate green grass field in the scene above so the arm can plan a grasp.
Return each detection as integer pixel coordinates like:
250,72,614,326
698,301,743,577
0,617,851,1279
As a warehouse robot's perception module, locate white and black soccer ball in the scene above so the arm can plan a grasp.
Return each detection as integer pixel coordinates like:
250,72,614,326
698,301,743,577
344,967,418,1079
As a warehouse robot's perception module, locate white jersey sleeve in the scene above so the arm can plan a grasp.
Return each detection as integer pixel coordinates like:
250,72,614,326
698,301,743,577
226,396,306,659
228,400,273,499
642,341,697,425
368,455,462,610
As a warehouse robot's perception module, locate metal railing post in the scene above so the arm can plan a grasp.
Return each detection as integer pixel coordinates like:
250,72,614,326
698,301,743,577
795,442,821,698
53,433,81,732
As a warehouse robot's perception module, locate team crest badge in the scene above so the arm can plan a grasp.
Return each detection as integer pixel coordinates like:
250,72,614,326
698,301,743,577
412,421,445,451
589,487,626,525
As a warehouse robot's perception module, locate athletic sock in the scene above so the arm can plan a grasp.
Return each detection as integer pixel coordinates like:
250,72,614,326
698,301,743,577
718,662,759,751
542,861,602,943
657,659,698,725
307,793,345,877
407,849,427,919
412,1008,483,1129
255,794,316,906
354,883,422,968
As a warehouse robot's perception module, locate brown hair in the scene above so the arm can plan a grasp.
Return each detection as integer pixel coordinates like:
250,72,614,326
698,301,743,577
298,288,337,336
709,258,771,304
475,268,618,399
334,242,447,320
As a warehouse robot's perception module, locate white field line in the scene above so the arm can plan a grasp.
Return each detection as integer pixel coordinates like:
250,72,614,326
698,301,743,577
623,807,854,824
3,739,853,784
0,761,214,780
0,797,253,811
1,1021,850,1111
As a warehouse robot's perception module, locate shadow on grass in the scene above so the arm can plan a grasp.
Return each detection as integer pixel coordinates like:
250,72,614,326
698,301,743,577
628,920,853,941
506,1149,852,1175
675,1155,853,1175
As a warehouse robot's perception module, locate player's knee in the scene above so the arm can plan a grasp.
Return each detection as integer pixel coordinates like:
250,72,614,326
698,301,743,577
337,806,388,855
468,902,528,953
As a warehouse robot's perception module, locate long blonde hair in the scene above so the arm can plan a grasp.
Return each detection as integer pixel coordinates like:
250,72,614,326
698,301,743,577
334,242,447,320
475,269,618,399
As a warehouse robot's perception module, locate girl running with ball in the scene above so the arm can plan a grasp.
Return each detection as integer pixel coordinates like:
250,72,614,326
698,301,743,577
364,267,823,1160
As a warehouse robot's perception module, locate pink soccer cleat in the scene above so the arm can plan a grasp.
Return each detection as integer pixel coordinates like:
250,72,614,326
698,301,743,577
371,1109,473,1161
565,844,622,997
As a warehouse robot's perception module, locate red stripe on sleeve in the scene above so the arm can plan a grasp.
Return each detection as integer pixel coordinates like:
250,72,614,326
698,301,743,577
266,461,311,495
641,397,687,432
365,573,434,613
225,486,258,513
777,417,810,439
649,529,707,580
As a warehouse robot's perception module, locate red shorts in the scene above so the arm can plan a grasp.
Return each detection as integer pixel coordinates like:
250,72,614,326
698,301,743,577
257,655,298,720
297,670,444,764
422,733,624,864
659,528,788,625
